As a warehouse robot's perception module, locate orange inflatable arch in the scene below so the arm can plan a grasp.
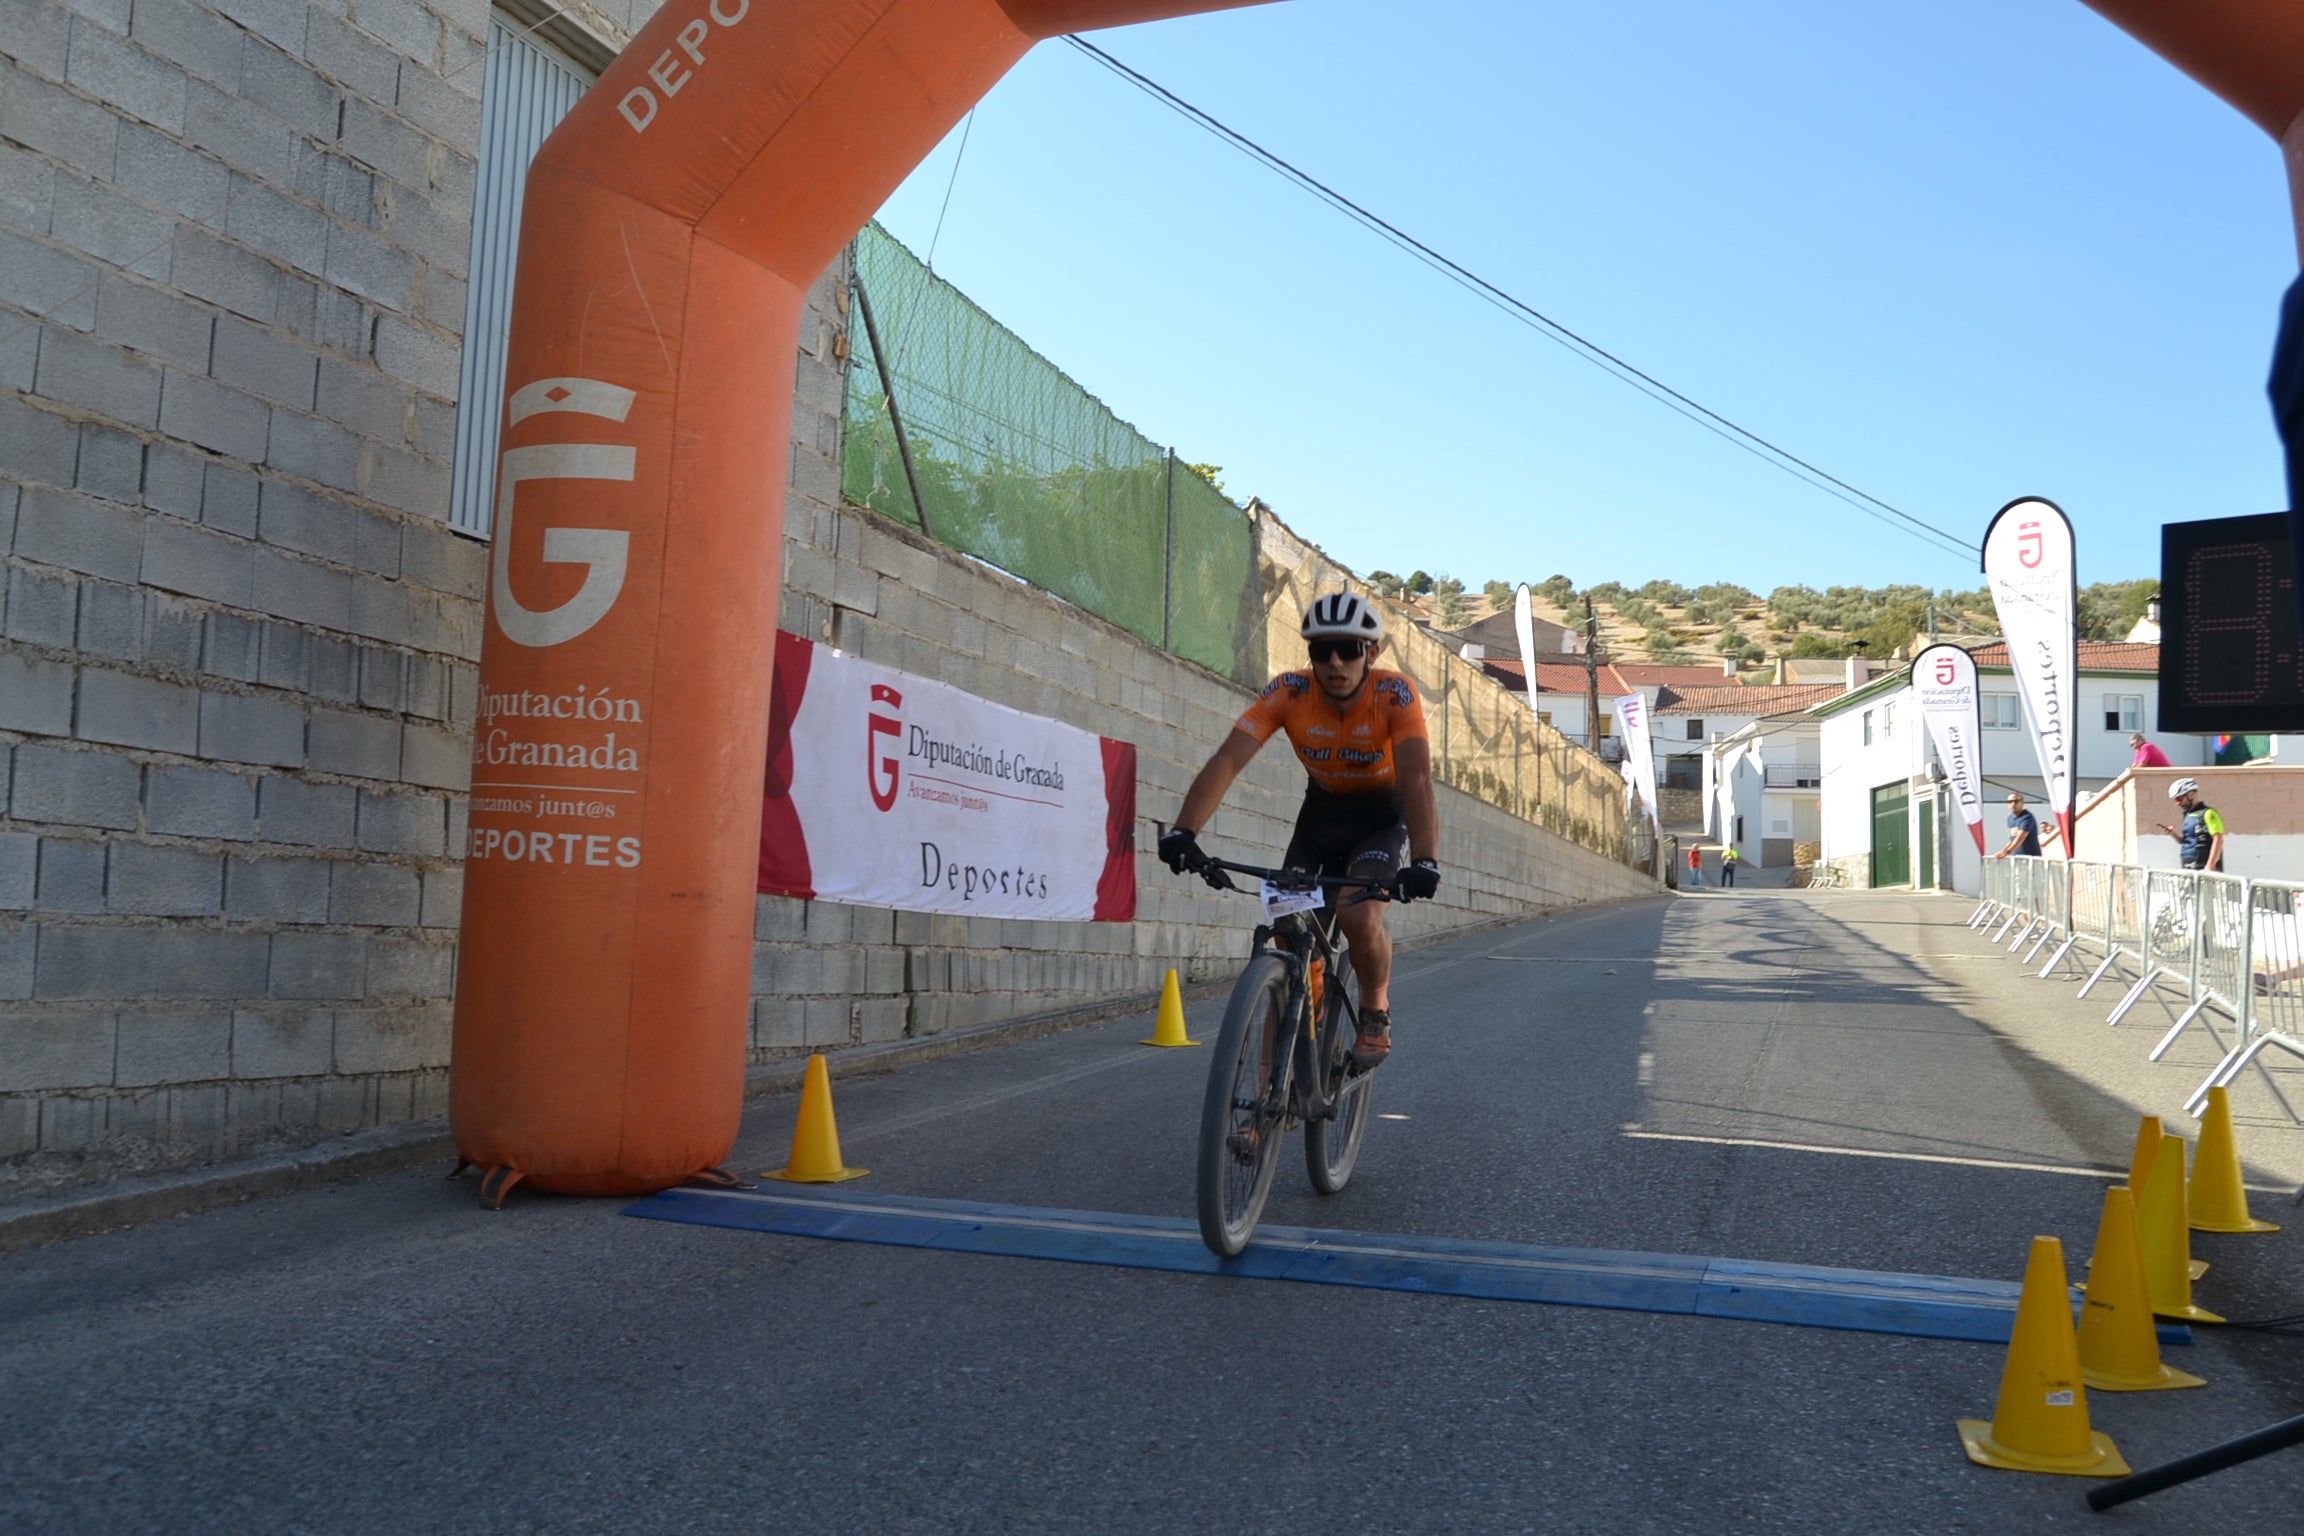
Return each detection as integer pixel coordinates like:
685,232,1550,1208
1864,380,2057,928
451,0,2304,1198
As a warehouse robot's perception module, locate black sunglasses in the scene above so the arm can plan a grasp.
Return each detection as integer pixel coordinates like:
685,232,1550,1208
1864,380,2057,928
1308,638,1367,664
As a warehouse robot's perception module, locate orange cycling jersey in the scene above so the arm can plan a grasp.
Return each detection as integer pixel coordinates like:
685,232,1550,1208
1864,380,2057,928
1234,669,1429,798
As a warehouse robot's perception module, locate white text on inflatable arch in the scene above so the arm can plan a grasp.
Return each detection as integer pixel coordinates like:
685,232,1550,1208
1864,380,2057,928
617,0,751,134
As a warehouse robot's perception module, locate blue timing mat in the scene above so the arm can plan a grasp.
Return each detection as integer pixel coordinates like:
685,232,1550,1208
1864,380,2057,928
626,1185,2191,1348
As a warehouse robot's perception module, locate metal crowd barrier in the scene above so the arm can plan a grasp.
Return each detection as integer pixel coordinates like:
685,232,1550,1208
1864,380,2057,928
1967,856,2300,1124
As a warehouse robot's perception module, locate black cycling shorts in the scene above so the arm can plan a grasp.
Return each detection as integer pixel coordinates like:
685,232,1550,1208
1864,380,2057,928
1283,786,1408,883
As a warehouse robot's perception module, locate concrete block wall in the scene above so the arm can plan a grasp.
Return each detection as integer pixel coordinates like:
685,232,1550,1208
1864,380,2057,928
0,0,685,1172
757,493,1659,1054
0,0,1650,1173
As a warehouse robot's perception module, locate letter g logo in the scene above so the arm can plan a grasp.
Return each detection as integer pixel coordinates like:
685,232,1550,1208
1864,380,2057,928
491,378,638,648
868,684,903,811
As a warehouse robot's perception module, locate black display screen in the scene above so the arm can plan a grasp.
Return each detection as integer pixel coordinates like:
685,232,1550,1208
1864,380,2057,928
2158,512,2304,733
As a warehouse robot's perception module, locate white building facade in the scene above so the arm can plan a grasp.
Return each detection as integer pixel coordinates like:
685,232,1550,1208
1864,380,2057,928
1814,643,2204,893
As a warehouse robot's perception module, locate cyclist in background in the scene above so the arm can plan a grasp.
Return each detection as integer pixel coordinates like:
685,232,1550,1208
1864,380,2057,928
1158,593,1441,1069
2157,777,2227,873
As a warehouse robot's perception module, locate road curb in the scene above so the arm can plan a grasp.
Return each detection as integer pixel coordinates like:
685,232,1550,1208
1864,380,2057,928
0,897,1656,1257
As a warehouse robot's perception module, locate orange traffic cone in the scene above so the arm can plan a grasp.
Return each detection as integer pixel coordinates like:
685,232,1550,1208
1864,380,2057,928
2137,1132,2220,1323
1958,1236,2129,1476
2079,1187,2205,1392
762,1054,868,1183
1142,969,1200,1047
2190,1087,2280,1235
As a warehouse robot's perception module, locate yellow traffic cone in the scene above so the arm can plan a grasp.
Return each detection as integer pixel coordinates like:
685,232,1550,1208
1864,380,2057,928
763,1054,868,1183
2137,1132,2221,1323
2126,1114,2162,1195
2190,1086,2280,1235
1141,969,1200,1048
2079,1187,2205,1392
1958,1236,2129,1476
2105,1117,2203,1279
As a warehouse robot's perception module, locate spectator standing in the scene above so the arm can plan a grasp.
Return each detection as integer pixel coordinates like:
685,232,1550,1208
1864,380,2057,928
2129,732,2173,769
1994,792,2041,860
1686,844,1703,888
2156,778,2227,873
1720,845,1740,888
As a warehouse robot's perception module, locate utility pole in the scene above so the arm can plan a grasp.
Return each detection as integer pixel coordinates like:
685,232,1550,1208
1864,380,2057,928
1583,596,1603,754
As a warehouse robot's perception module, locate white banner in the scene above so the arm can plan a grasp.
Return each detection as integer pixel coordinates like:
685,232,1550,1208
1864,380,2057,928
1512,583,1540,715
1911,642,1987,854
758,634,1136,920
1614,691,1660,836
1982,498,2078,856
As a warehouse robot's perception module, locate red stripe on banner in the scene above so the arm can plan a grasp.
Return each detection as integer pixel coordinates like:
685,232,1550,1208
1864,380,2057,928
2054,810,2074,861
757,631,817,900
1094,737,1138,923
1968,821,1988,856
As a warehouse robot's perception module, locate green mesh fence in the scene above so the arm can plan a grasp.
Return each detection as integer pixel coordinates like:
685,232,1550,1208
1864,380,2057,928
840,222,1627,866
844,223,1258,682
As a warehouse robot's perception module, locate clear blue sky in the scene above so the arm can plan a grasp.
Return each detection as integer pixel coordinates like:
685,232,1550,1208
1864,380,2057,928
868,0,2297,597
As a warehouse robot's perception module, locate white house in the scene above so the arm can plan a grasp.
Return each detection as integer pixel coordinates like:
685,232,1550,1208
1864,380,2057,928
1695,682,1856,866
1813,642,2207,893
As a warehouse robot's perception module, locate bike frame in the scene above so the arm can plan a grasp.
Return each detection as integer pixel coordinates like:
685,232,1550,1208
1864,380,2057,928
1197,857,1389,1123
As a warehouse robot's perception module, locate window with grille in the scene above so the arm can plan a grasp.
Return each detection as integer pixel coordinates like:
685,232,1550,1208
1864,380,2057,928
447,20,592,537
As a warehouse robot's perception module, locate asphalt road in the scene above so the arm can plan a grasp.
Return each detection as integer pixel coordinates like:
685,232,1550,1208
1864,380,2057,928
4,889,2301,1533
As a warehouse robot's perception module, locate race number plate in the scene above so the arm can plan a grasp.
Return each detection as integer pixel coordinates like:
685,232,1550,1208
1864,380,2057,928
1259,880,1324,921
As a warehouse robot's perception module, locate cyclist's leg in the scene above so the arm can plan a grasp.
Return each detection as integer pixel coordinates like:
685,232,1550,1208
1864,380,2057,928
1337,821,1407,1006
1340,822,1407,1065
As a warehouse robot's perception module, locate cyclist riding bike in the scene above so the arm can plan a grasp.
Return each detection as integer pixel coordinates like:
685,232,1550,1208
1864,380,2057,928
1158,592,1441,1069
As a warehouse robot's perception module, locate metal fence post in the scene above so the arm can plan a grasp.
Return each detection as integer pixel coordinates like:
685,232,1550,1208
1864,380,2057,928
1161,448,1176,654
851,263,932,542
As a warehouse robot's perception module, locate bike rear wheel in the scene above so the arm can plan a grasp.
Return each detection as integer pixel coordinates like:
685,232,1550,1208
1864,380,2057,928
1197,953,1293,1256
1305,963,1373,1194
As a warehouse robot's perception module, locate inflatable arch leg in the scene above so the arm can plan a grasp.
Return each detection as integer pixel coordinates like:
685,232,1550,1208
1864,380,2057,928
448,1,1268,1197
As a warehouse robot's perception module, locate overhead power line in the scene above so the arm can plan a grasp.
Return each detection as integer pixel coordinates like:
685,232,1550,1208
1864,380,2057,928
1062,35,1977,565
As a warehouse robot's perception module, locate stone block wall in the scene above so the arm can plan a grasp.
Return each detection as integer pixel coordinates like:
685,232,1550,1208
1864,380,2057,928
0,0,681,1173
0,0,1652,1177
755,497,1659,1054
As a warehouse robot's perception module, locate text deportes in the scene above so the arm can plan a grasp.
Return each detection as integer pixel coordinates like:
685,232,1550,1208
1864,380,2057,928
617,0,749,134
919,841,1049,902
470,829,642,868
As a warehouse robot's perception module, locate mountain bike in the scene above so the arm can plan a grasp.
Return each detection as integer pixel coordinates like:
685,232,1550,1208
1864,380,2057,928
1185,856,1395,1256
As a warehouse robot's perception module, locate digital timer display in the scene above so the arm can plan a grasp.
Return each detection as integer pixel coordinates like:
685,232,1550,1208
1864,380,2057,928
2158,512,2304,733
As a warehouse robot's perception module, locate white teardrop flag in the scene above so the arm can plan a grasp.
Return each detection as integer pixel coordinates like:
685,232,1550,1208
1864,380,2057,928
1981,498,2078,856
1513,584,1540,715
1912,641,1987,854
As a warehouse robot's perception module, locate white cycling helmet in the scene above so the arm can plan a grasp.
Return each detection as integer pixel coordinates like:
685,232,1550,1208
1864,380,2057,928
2168,777,2200,800
1301,591,1384,645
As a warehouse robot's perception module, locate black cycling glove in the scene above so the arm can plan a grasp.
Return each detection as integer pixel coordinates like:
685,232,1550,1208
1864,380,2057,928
1398,859,1440,902
1158,826,1205,874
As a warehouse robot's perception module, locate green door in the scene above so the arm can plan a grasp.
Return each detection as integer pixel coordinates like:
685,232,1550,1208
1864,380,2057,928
1917,799,1936,890
1870,781,1910,888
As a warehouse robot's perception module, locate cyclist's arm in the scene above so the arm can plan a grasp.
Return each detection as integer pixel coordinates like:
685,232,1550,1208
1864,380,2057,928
1174,729,1263,834
1396,736,1439,864
2204,809,2227,870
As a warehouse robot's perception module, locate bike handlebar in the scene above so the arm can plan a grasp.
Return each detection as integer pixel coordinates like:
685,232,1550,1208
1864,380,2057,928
1188,855,1397,904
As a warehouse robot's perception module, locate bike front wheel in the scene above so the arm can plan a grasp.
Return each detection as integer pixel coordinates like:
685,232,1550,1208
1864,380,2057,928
1197,953,1293,1257
1305,962,1373,1195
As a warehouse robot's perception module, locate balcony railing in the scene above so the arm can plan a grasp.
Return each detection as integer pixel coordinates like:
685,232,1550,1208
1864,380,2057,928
1764,764,1822,789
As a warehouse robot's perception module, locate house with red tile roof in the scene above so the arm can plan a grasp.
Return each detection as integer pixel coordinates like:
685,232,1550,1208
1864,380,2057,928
1478,654,1750,761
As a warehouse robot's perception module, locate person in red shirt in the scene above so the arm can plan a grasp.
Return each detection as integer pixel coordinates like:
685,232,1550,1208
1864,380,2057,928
1158,593,1440,1068
2129,732,2173,769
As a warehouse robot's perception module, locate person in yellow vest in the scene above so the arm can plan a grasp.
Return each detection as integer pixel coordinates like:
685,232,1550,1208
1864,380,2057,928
1719,844,1740,889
